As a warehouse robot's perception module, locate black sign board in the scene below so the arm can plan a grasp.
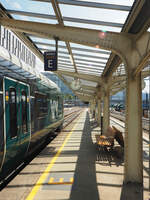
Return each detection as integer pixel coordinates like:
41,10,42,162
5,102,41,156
44,51,57,71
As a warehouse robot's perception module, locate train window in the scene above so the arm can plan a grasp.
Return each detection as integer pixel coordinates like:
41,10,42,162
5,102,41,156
34,93,48,118
21,91,28,133
9,88,17,138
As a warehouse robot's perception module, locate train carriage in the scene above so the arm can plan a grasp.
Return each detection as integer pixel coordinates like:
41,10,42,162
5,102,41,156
0,76,64,181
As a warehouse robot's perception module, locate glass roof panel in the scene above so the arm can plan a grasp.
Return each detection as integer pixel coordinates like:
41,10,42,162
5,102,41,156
62,75,74,82
74,56,107,64
60,4,130,32
113,63,126,76
70,43,111,54
79,0,134,6
70,43,111,61
80,79,97,87
1,0,55,15
58,65,75,71
142,65,150,72
12,14,57,24
0,0,137,95
58,67,75,73
64,21,121,32
78,69,102,76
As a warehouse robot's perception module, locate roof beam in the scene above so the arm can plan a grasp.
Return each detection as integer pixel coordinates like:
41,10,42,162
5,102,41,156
133,56,150,77
111,75,126,84
0,18,131,55
124,0,150,35
54,72,92,101
74,93,92,102
8,10,123,28
102,55,122,78
55,70,101,83
77,90,94,96
32,0,131,11
102,1,147,79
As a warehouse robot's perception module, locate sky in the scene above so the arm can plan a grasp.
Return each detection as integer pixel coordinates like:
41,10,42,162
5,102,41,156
143,78,150,94
0,0,150,93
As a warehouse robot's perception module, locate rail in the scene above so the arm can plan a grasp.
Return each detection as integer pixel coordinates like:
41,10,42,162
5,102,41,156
110,110,150,131
63,107,84,128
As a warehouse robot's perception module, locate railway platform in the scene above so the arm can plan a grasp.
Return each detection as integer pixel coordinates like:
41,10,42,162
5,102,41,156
0,108,149,200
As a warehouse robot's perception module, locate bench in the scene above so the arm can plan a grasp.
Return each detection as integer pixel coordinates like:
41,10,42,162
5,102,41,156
95,126,124,159
95,126,115,151
95,135,114,148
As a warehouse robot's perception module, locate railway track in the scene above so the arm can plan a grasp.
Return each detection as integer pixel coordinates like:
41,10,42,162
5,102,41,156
63,107,84,128
110,113,149,175
110,113,149,164
111,110,150,131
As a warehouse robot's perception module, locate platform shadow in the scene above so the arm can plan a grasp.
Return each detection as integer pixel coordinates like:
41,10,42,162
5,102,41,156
90,120,99,129
69,111,100,200
96,145,124,167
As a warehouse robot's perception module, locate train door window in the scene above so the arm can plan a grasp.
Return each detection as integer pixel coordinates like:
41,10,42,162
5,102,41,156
9,88,17,138
21,91,28,133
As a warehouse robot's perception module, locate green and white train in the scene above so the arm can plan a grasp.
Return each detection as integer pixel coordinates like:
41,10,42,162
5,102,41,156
0,76,63,181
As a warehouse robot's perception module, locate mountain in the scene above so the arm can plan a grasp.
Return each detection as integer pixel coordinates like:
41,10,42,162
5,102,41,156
112,91,149,100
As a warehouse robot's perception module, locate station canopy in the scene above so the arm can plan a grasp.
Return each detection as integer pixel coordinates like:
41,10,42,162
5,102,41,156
0,0,150,102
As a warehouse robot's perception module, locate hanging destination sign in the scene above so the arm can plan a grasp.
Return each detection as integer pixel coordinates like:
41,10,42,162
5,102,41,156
44,51,57,71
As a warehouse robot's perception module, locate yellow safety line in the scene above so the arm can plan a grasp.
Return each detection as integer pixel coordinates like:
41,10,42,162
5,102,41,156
25,116,81,200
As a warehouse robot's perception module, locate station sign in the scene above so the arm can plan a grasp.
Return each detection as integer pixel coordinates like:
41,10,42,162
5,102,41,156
44,51,57,71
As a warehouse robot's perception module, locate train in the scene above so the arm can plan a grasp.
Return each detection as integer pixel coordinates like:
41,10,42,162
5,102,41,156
0,75,64,182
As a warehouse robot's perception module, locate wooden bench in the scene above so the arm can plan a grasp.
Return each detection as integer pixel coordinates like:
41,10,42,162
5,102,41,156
95,126,115,151
95,135,114,148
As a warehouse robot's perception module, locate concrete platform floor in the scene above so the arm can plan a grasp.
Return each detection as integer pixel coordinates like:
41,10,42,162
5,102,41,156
0,108,149,200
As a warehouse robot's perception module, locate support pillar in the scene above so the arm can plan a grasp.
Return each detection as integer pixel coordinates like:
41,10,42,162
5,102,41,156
103,87,110,134
90,99,96,118
97,99,101,126
93,99,96,119
124,72,143,183
89,101,92,115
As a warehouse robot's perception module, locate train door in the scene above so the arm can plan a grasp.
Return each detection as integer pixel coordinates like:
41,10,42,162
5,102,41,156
18,83,30,157
3,77,30,172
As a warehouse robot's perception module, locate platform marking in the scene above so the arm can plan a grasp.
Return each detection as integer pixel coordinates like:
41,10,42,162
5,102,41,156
49,177,54,183
25,116,81,200
70,177,74,183
59,178,64,183
48,177,74,185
